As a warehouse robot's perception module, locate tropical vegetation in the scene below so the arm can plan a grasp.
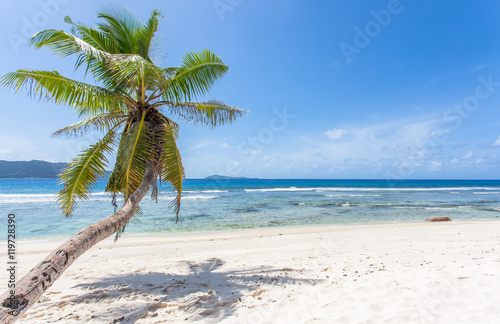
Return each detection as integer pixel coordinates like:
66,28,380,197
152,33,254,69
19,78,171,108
0,5,246,322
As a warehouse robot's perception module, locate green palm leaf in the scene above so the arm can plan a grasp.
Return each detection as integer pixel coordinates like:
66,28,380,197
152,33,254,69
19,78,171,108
163,99,248,127
163,49,229,102
64,16,120,53
0,70,129,115
113,111,153,200
104,53,167,99
96,4,142,54
29,29,109,63
57,130,116,216
159,123,184,222
52,111,127,138
136,9,163,59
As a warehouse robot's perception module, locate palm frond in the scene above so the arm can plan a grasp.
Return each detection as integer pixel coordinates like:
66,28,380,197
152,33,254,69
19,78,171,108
136,9,163,59
161,99,248,127
111,111,153,200
0,70,130,115
105,160,124,206
64,15,120,53
96,4,143,54
52,111,128,138
163,67,178,78
104,54,166,98
57,130,116,216
157,111,180,134
29,27,121,93
159,123,184,222
162,49,229,102
29,29,109,62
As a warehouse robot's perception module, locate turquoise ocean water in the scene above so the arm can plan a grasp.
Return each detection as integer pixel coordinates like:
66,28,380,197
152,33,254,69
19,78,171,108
1,178,500,241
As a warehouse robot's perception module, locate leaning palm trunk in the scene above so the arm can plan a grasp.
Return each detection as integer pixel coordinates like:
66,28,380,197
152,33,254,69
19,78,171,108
0,165,155,323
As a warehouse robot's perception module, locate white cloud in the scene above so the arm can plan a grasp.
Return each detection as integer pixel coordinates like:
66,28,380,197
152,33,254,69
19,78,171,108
185,140,214,152
396,119,446,146
262,156,274,167
494,136,500,146
181,110,500,178
286,112,498,177
325,128,347,139
220,142,230,148
462,151,473,159
430,161,442,170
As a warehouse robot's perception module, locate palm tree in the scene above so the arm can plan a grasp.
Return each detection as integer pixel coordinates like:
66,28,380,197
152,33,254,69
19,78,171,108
0,5,246,322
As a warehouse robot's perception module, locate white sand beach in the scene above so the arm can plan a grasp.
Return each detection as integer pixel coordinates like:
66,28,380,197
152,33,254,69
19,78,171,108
2,220,500,323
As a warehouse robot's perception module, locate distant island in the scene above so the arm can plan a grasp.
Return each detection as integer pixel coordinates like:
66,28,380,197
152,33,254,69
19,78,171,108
0,162,258,180
0,160,257,180
205,175,258,180
0,160,67,178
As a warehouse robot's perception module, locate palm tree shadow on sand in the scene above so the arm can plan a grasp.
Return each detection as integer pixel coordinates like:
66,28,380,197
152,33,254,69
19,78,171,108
66,258,321,323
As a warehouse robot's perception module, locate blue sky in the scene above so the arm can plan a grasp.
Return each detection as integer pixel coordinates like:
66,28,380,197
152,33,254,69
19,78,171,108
1,0,500,179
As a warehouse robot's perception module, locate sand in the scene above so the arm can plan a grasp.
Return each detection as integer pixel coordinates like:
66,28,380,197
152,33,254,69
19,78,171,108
1,220,500,323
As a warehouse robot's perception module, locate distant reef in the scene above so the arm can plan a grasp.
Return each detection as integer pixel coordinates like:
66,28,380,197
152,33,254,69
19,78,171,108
0,160,67,178
205,175,258,180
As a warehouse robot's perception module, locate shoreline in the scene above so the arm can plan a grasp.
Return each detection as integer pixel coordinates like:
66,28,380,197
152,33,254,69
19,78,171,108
7,217,500,244
1,220,499,323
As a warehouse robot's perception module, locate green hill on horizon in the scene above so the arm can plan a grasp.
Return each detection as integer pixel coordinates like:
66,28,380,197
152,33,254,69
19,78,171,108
0,160,67,178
